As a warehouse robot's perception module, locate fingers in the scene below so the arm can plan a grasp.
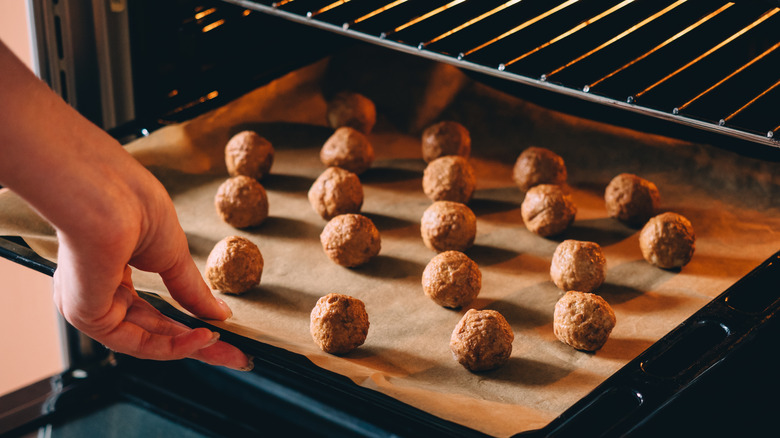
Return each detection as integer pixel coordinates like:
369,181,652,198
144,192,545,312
102,320,217,361
192,341,254,371
123,295,252,370
158,247,233,322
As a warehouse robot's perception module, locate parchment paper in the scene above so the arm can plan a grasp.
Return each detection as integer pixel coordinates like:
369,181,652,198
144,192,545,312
2,45,779,437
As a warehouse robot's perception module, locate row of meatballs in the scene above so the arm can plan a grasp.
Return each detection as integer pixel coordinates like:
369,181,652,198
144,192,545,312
203,91,696,373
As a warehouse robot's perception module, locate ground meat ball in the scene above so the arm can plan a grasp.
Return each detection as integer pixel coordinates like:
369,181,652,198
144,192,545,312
421,121,471,163
450,309,514,372
420,201,477,252
521,184,577,237
320,214,381,267
550,240,607,293
554,291,616,351
422,251,481,308
310,293,369,355
224,131,275,180
422,156,476,204
326,91,377,134
308,167,364,220
320,127,375,175
639,212,695,269
214,175,269,229
512,146,567,192
205,236,264,295
604,173,661,227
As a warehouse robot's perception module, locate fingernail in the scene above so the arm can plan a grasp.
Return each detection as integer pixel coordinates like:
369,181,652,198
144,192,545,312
238,355,254,372
205,331,220,348
216,297,233,319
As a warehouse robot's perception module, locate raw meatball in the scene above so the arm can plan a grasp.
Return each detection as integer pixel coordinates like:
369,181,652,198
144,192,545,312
420,201,477,252
550,240,607,293
639,212,695,269
320,214,381,267
422,251,481,308
205,236,263,295
326,91,377,134
554,291,616,351
320,126,375,175
310,293,369,355
421,121,471,163
225,131,275,180
605,173,660,227
215,175,269,228
422,156,476,204
308,167,364,220
512,146,567,192
521,184,577,237
450,309,514,372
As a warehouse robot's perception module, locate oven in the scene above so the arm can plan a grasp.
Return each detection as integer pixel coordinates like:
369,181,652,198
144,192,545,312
1,0,779,437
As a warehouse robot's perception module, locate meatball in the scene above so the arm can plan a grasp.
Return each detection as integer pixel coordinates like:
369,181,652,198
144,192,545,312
512,146,567,192
310,293,369,355
521,184,577,237
422,156,476,204
550,240,607,293
422,251,481,308
214,175,269,228
639,212,695,269
320,214,381,267
205,236,264,295
326,91,377,134
450,309,514,372
420,201,477,252
320,126,375,175
554,291,616,351
605,173,660,227
308,167,364,220
224,131,275,180
421,121,471,163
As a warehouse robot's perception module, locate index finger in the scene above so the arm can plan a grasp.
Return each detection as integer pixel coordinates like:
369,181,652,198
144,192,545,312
160,253,232,321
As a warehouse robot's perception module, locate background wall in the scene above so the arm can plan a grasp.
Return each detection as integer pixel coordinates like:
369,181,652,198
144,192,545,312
0,0,67,396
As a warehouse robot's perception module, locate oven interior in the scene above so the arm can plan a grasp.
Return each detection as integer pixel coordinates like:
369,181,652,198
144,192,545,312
3,0,780,436
35,0,780,157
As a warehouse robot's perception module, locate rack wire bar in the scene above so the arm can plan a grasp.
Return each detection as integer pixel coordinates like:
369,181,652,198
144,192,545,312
225,0,780,148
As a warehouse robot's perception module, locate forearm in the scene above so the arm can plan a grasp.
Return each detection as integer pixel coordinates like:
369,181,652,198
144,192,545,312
0,40,145,243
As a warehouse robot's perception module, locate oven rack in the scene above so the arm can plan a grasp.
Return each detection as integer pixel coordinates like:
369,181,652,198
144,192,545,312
217,0,780,151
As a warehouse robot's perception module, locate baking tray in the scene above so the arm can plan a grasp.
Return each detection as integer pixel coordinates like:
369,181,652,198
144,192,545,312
0,238,778,437
1,42,779,437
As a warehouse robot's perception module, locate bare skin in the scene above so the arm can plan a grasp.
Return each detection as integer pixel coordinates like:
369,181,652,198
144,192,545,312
0,40,251,370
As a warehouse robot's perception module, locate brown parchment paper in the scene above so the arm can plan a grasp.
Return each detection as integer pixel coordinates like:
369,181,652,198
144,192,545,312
2,46,779,437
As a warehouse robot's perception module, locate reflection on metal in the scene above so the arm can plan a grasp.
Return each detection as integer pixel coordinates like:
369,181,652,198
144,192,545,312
635,7,778,99
386,0,466,37
460,0,580,59
723,78,780,123
588,2,732,90
422,0,524,48
503,0,635,69
202,18,225,32
308,0,352,18
194,7,217,20
677,40,780,112
545,0,687,79
167,91,220,116
348,0,408,27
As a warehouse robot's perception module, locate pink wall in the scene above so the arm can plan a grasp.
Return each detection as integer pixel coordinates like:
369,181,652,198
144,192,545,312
0,0,66,395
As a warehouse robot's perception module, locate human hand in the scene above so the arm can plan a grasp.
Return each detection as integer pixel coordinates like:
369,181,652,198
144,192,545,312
51,161,252,370
0,40,251,371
